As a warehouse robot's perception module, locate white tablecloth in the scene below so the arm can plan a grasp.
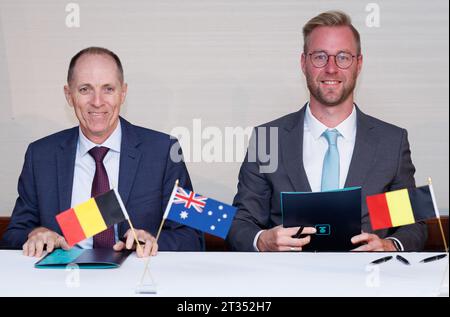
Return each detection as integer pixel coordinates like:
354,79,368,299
0,251,447,297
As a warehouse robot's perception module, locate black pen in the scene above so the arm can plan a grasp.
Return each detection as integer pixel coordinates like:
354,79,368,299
370,255,393,265
396,255,410,265
420,254,448,263
291,226,304,239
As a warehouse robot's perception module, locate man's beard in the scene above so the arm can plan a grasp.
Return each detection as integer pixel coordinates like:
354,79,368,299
306,75,357,107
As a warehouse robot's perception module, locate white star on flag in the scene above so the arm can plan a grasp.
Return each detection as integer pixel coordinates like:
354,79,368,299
164,184,237,239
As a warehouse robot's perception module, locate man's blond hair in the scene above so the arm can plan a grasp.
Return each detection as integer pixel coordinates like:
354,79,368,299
303,11,361,54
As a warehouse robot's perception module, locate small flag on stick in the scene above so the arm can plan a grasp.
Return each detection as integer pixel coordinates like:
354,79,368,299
367,185,439,230
56,189,128,247
162,185,237,239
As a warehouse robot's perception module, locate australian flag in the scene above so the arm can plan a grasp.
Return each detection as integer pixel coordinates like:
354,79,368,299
164,186,237,239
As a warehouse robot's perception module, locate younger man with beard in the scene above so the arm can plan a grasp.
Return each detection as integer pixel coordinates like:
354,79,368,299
227,11,427,252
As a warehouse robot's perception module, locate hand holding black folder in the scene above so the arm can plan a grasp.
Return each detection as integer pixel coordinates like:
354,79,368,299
281,187,361,251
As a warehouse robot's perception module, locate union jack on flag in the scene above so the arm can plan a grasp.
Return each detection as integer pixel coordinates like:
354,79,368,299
173,187,207,212
163,184,237,239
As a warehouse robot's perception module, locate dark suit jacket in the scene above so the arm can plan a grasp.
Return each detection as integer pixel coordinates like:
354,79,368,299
2,117,203,251
227,105,427,251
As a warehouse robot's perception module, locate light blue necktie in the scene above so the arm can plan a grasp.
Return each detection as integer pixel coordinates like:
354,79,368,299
321,129,340,191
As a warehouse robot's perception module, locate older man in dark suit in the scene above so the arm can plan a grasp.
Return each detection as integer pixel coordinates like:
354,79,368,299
227,11,427,252
3,47,203,257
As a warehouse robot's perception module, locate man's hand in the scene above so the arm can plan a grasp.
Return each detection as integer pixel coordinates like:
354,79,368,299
23,227,70,257
257,225,316,252
113,229,158,257
350,232,397,251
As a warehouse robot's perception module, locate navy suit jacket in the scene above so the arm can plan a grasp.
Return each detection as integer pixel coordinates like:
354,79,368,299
227,105,427,251
2,117,203,251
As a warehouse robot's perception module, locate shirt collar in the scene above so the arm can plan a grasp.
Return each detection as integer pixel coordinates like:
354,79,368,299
78,122,122,157
304,103,356,141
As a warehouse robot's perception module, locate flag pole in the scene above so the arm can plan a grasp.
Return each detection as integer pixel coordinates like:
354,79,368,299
126,218,144,255
113,188,143,255
138,179,179,286
156,179,179,242
428,177,448,253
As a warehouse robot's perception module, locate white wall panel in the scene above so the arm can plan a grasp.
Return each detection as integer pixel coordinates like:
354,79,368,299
0,0,448,215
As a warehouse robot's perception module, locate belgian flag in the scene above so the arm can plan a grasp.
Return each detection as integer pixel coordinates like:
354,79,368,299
367,185,439,230
56,189,129,247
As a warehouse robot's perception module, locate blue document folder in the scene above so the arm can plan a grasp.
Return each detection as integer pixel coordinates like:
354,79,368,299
281,187,361,251
35,248,131,269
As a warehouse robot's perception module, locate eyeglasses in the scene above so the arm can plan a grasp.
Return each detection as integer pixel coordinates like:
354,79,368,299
308,51,357,69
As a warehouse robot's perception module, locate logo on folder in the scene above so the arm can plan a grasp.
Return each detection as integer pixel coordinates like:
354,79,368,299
315,224,330,235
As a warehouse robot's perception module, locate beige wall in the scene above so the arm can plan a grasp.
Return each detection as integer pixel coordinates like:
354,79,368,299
0,0,448,216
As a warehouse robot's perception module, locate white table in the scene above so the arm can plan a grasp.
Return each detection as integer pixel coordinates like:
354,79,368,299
0,251,447,297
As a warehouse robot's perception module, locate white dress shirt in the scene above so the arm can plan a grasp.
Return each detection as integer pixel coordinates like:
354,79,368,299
72,124,121,249
303,103,357,191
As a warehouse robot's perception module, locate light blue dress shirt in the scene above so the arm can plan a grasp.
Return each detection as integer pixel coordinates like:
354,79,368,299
72,124,121,249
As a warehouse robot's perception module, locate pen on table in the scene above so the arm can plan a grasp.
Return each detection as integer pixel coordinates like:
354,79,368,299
291,226,304,239
396,255,410,265
420,253,448,263
370,255,393,265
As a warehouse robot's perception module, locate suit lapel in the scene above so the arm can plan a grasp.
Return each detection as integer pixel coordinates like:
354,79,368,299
118,117,142,207
345,107,378,187
281,105,312,192
56,128,78,211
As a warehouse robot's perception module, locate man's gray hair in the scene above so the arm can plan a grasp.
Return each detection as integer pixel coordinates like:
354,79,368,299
67,47,124,84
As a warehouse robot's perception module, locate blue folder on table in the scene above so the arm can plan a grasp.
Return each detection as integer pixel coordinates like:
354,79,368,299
35,248,131,269
281,187,361,251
